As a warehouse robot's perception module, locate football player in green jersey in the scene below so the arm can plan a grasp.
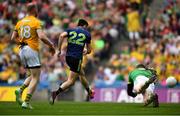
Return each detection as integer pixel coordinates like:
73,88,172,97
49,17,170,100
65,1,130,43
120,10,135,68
127,64,159,107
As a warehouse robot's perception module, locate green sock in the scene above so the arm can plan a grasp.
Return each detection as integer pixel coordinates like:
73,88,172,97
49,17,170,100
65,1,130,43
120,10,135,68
25,94,32,103
20,84,28,93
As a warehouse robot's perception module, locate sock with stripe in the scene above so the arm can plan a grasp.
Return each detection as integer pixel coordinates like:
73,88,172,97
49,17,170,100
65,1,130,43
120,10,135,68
56,87,63,95
85,87,90,94
20,84,28,93
25,94,32,103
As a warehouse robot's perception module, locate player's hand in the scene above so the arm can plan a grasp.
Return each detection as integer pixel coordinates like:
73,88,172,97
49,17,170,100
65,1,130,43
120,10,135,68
57,51,66,63
132,92,137,97
50,46,56,56
83,49,88,55
57,51,61,58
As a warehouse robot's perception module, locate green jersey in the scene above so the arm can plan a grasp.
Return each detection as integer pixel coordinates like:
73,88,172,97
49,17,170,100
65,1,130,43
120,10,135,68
128,68,153,84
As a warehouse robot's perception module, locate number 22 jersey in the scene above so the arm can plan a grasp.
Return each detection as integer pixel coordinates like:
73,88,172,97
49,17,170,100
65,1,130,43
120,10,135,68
14,16,42,51
66,27,91,59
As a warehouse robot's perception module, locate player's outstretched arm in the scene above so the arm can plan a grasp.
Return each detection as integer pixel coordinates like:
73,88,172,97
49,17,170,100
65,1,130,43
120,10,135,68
127,83,137,97
37,29,55,55
11,31,18,41
58,32,68,56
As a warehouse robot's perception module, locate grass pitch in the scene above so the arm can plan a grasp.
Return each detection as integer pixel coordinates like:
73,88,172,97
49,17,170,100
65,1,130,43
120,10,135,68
0,101,180,115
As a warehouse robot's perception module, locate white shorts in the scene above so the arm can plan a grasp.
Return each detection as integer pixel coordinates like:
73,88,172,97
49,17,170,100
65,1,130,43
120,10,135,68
134,75,155,94
19,45,41,68
129,32,140,40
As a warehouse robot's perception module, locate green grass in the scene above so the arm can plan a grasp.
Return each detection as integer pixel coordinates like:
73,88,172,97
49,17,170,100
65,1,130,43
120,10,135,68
0,101,180,115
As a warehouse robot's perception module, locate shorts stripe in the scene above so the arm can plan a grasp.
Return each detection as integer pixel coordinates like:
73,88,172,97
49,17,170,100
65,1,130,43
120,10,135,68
77,59,82,72
26,65,41,69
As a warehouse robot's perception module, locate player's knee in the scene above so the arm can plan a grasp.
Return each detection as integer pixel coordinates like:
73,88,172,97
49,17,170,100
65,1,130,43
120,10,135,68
32,76,40,83
134,86,140,93
145,92,154,101
134,83,144,93
80,70,85,76
31,69,40,79
68,79,75,86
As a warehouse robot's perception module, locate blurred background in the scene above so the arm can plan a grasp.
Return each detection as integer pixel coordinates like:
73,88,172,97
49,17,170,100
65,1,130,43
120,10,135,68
0,0,180,103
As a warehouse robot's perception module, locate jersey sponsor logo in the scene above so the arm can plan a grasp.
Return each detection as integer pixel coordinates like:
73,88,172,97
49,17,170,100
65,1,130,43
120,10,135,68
167,89,180,103
68,31,86,46
99,88,143,103
93,88,180,103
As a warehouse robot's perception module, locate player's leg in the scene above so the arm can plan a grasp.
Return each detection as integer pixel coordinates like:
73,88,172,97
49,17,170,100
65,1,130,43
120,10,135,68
19,75,32,92
152,93,159,107
59,71,78,91
144,93,156,107
50,71,78,104
50,56,81,104
21,46,41,109
129,32,134,40
15,75,32,105
146,83,159,107
15,48,32,105
22,68,41,109
143,83,159,107
144,93,159,107
79,69,94,100
134,32,140,40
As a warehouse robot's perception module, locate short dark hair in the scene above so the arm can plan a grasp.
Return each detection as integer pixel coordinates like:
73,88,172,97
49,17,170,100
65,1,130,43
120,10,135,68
77,19,88,27
136,64,147,69
27,3,37,13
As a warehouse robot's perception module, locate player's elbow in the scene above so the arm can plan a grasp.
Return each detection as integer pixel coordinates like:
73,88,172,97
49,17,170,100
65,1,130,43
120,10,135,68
59,34,66,42
86,45,91,54
59,32,67,40
37,30,46,40
60,34,64,39
38,33,46,40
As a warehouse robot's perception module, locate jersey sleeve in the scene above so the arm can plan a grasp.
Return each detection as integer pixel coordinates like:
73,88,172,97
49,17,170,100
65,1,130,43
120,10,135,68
14,22,19,32
128,72,133,84
35,19,42,29
65,29,71,34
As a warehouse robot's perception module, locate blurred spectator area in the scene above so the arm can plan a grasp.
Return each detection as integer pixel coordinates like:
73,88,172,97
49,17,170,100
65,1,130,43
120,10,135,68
0,0,180,89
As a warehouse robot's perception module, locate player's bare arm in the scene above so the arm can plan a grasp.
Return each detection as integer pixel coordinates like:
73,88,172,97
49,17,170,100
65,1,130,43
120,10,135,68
83,43,91,55
58,32,68,57
37,29,55,55
11,31,18,40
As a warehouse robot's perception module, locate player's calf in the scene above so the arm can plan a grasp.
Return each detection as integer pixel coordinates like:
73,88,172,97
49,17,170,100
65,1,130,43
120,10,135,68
153,93,159,108
86,89,95,101
15,89,23,105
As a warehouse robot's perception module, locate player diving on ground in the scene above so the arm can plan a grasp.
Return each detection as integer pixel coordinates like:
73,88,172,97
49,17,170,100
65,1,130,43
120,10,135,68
127,64,159,107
